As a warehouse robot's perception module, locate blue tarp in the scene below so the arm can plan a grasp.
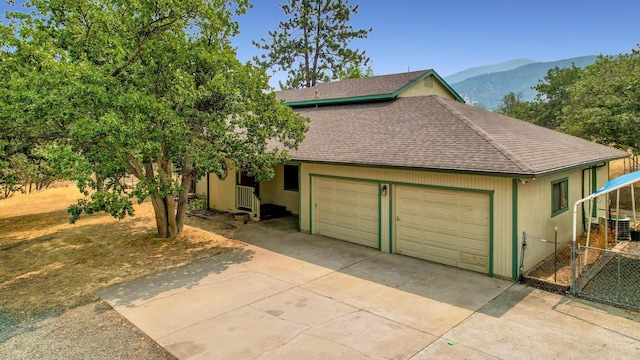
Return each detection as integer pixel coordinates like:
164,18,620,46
593,170,640,196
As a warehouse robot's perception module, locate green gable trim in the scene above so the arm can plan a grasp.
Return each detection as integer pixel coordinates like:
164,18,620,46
285,93,394,108
284,70,464,108
391,70,464,103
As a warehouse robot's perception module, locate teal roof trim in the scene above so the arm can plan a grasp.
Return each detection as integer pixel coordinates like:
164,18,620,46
284,93,394,108
284,70,464,107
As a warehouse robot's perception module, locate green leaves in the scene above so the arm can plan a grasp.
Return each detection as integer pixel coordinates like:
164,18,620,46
499,47,640,155
2,0,307,237
253,0,372,89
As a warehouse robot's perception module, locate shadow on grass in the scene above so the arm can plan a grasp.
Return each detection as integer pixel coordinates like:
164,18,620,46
0,207,253,343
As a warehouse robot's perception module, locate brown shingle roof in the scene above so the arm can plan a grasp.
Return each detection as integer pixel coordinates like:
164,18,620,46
276,70,458,104
289,96,627,177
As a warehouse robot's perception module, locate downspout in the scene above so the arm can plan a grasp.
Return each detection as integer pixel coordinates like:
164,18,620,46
581,163,606,231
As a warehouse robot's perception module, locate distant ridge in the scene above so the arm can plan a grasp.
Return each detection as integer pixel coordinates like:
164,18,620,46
449,55,599,110
444,58,534,84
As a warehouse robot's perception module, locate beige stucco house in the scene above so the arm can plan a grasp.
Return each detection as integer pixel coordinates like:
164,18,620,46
198,70,627,279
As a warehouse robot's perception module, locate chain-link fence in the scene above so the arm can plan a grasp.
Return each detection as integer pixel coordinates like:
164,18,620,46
519,231,573,294
574,243,640,311
519,229,640,310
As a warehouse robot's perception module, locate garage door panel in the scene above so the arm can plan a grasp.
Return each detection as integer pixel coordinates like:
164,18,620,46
360,218,378,231
460,237,489,254
398,226,421,242
335,204,360,218
335,190,359,204
398,200,421,213
399,213,422,227
316,210,334,222
423,217,458,233
420,245,457,266
460,207,489,222
396,239,421,254
314,178,379,249
423,231,458,249
460,194,489,207
460,251,488,272
422,202,458,218
361,195,378,208
316,222,335,236
423,190,458,204
395,186,490,274
460,222,489,238
317,200,335,211
398,186,421,198
360,206,378,219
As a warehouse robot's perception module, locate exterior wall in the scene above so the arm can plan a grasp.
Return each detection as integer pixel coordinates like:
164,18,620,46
517,164,610,272
198,162,300,215
194,177,208,197
398,75,457,100
299,163,515,278
259,163,300,214
207,161,238,213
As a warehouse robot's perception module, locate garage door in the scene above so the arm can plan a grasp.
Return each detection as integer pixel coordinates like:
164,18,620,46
314,178,378,248
395,186,490,273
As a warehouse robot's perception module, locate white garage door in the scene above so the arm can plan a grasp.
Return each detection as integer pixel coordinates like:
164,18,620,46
395,186,490,273
314,178,379,248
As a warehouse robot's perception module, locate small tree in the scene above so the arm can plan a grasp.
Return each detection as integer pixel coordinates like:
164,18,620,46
531,65,585,129
2,0,308,237
561,50,640,153
253,0,372,89
495,92,534,121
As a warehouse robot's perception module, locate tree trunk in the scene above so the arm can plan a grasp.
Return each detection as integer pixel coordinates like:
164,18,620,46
175,156,192,235
150,194,170,238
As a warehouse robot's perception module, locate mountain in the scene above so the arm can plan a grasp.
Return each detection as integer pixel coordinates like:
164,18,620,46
444,58,535,84
449,55,599,110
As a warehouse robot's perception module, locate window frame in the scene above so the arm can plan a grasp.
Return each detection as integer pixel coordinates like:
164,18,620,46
283,164,300,192
551,178,569,217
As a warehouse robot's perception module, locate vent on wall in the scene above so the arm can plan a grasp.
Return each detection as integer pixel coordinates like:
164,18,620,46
423,77,433,88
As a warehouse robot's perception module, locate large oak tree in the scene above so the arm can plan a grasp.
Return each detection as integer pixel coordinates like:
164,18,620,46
0,0,307,238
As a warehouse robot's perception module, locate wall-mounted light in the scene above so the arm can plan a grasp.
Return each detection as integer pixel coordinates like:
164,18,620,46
381,184,387,196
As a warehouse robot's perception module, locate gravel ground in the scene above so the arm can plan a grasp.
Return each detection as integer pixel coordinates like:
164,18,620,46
580,241,640,310
0,301,175,360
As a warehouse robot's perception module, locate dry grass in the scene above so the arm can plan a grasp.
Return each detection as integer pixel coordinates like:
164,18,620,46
0,183,245,322
608,158,640,211
526,229,613,285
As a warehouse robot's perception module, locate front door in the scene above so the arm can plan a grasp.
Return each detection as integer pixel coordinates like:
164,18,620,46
239,171,259,196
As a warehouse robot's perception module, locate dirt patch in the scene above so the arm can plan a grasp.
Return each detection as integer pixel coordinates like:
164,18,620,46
0,184,246,341
524,229,614,286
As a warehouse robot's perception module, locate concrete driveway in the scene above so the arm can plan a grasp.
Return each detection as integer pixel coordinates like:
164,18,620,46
100,217,640,359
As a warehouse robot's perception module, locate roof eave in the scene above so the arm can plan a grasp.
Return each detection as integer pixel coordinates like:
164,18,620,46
284,93,395,108
290,154,628,179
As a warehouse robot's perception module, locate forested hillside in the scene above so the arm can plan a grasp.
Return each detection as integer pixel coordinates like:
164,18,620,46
450,56,598,109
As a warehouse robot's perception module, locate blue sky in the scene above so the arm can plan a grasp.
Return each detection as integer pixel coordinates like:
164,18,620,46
2,0,639,84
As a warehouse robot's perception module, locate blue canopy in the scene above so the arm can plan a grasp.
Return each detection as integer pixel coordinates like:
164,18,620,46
593,170,640,196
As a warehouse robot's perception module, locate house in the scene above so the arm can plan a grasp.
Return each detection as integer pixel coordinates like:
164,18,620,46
198,69,627,279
